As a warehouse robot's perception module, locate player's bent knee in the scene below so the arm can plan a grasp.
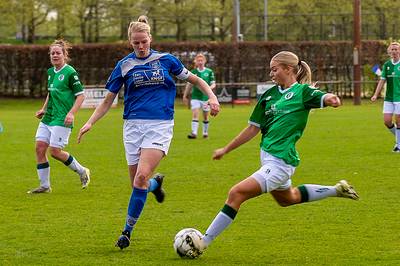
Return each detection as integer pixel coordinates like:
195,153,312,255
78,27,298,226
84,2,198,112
276,196,300,207
36,142,47,153
36,146,47,156
276,200,293,207
49,148,61,159
226,187,246,206
384,122,393,128
133,172,150,187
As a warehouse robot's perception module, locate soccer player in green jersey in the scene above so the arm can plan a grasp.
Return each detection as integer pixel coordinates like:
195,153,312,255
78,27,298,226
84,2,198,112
191,51,359,254
28,40,90,194
371,42,400,152
183,53,216,138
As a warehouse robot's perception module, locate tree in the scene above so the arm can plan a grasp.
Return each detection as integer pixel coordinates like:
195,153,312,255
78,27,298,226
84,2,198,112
0,1,16,40
14,0,51,43
75,0,110,43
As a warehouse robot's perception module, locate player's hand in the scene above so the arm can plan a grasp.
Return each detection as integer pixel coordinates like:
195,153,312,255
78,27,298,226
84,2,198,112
77,122,92,143
330,95,341,107
64,112,74,127
371,95,377,102
324,94,341,108
213,148,226,160
208,96,220,116
35,109,45,119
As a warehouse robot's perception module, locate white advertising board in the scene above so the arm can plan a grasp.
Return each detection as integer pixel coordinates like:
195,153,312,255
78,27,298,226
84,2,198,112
82,87,118,108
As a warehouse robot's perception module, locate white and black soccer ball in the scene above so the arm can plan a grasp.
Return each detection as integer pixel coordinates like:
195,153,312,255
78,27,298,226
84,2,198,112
173,228,204,259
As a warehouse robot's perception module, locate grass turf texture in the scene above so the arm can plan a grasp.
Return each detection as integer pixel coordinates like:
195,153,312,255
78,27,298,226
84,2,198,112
0,98,399,265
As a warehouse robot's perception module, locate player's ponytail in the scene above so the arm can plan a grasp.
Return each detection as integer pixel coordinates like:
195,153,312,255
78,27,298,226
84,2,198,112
271,51,312,84
137,15,149,24
296,60,312,84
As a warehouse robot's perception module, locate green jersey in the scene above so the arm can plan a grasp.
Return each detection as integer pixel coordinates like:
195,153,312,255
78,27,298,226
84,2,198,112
249,83,326,167
381,60,400,102
191,68,215,101
41,64,84,128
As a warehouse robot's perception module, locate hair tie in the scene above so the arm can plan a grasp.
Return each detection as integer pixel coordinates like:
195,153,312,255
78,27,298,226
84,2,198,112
298,60,302,66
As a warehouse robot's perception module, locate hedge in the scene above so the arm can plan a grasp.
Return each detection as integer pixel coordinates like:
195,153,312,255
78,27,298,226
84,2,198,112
0,41,385,97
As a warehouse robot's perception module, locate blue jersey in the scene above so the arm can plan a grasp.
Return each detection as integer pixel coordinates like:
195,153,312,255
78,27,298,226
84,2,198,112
106,50,190,120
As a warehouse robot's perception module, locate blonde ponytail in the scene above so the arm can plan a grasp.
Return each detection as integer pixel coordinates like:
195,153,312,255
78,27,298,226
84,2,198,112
271,51,312,84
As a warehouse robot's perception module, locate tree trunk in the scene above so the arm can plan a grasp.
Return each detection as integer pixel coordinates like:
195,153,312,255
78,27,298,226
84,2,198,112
56,12,66,38
27,9,35,44
94,1,100,42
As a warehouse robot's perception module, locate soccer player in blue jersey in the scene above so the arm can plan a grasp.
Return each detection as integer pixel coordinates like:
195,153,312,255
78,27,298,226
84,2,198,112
191,51,359,255
77,16,220,250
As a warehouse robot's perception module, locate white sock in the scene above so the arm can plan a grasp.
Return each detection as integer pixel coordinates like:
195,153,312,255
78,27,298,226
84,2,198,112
396,128,400,146
37,162,50,188
298,184,337,202
191,120,199,135
64,155,85,175
203,204,237,246
388,124,396,135
203,121,209,136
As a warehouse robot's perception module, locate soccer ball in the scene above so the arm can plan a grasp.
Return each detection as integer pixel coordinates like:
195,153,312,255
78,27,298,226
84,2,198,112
173,228,204,259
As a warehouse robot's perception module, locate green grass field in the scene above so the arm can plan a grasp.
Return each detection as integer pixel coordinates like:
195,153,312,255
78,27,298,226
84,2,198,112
0,98,399,265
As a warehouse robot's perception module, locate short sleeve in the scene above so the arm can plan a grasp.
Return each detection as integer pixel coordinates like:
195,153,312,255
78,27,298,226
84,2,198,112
381,62,387,79
210,69,215,83
168,55,190,80
105,64,124,93
303,85,326,109
249,98,266,127
69,71,84,95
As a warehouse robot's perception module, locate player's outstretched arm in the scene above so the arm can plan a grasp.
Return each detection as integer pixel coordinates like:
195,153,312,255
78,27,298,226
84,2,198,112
213,124,260,160
77,92,117,143
186,73,220,116
323,93,341,108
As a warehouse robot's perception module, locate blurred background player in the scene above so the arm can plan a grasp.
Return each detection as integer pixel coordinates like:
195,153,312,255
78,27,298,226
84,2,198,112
28,39,90,194
77,16,220,250
196,51,359,253
371,42,400,152
183,53,216,139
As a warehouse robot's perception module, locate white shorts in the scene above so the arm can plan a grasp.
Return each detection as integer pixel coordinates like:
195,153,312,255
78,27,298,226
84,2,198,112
383,101,400,114
191,99,210,112
123,119,174,165
251,150,295,193
35,122,71,149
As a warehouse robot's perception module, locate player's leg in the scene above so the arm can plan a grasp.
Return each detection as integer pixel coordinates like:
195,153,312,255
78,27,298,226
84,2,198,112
384,113,395,133
117,149,164,249
188,100,200,139
116,119,172,249
383,102,396,148
202,101,210,138
29,141,51,193
272,180,359,207
48,126,90,188
393,103,400,152
201,152,291,249
127,164,164,200
201,177,262,249
29,122,51,193
49,148,90,188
